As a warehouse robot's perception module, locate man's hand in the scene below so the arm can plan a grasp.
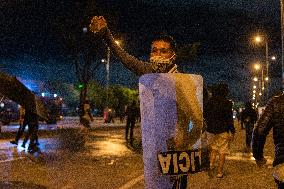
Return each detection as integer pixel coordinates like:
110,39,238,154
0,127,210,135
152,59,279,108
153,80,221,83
255,158,267,167
89,16,107,34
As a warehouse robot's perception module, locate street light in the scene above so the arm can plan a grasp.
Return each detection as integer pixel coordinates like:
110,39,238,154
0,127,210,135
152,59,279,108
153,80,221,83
253,63,261,71
104,40,121,107
255,36,263,43
253,34,269,101
253,62,264,92
115,40,121,46
254,35,268,76
82,27,88,33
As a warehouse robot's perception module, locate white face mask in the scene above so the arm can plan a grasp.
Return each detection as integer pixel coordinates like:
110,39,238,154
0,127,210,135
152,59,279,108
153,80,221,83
150,54,176,73
149,54,175,65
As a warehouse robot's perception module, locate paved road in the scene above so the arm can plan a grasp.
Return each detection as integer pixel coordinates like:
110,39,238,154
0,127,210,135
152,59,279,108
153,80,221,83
0,129,145,189
0,118,279,188
0,117,125,132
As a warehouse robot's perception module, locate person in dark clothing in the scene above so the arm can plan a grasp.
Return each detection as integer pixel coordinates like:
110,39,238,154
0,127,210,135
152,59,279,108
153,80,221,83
204,83,235,178
125,101,140,145
22,109,40,153
241,101,257,152
252,94,284,189
10,106,39,149
10,106,26,146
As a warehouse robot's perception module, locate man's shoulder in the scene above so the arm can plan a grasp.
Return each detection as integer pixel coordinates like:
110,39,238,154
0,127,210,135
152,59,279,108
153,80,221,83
272,94,284,101
267,94,284,107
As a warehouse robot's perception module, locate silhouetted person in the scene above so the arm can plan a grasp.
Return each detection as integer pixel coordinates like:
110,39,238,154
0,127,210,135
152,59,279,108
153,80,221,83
125,101,140,146
241,101,257,152
24,109,40,153
10,106,26,146
252,93,284,189
204,83,235,178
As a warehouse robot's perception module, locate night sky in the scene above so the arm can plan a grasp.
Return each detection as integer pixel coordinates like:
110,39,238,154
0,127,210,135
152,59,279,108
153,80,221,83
0,0,282,102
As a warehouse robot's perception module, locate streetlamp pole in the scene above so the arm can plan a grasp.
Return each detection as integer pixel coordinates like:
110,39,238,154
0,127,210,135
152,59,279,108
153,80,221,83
104,40,119,107
254,35,269,102
265,40,269,77
265,40,269,100
106,47,110,107
281,0,284,92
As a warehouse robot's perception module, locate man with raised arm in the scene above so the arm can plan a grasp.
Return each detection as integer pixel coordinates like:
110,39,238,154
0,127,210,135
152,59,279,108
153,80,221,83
89,16,178,75
89,16,203,189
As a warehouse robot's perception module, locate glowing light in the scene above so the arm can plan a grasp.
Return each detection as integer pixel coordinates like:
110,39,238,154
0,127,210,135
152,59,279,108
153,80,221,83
255,36,263,43
254,64,261,70
271,56,276,61
82,27,88,33
253,85,257,89
115,40,120,46
253,77,258,82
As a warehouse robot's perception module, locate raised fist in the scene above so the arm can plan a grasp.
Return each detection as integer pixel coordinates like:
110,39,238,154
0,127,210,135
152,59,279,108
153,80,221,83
89,16,107,34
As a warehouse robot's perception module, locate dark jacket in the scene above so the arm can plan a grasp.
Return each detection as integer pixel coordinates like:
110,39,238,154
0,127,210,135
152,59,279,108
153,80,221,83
204,96,235,134
252,94,284,166
241,107,258,125
126,102,140,120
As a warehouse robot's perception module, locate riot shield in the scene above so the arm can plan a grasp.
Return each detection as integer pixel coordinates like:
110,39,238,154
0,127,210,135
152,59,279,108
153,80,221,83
139,73,203,189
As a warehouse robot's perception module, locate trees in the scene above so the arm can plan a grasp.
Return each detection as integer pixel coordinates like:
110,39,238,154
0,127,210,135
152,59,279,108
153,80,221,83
87,81,138,117
51,1,106,122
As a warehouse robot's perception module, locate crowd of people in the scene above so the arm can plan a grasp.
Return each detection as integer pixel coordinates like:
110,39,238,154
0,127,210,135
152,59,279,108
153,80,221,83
5,14,283,189
89,16,284,188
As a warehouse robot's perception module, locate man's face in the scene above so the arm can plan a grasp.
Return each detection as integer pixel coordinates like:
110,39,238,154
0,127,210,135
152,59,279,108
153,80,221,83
150,40,175,60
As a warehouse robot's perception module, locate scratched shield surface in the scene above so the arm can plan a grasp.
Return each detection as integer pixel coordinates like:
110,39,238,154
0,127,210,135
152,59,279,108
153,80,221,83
139,73,203,189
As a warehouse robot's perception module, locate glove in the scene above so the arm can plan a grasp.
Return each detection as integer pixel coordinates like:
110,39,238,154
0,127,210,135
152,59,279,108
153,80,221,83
89,16,107,34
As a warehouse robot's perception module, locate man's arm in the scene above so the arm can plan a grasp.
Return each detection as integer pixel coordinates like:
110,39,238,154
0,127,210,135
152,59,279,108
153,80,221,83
89,16,153,76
